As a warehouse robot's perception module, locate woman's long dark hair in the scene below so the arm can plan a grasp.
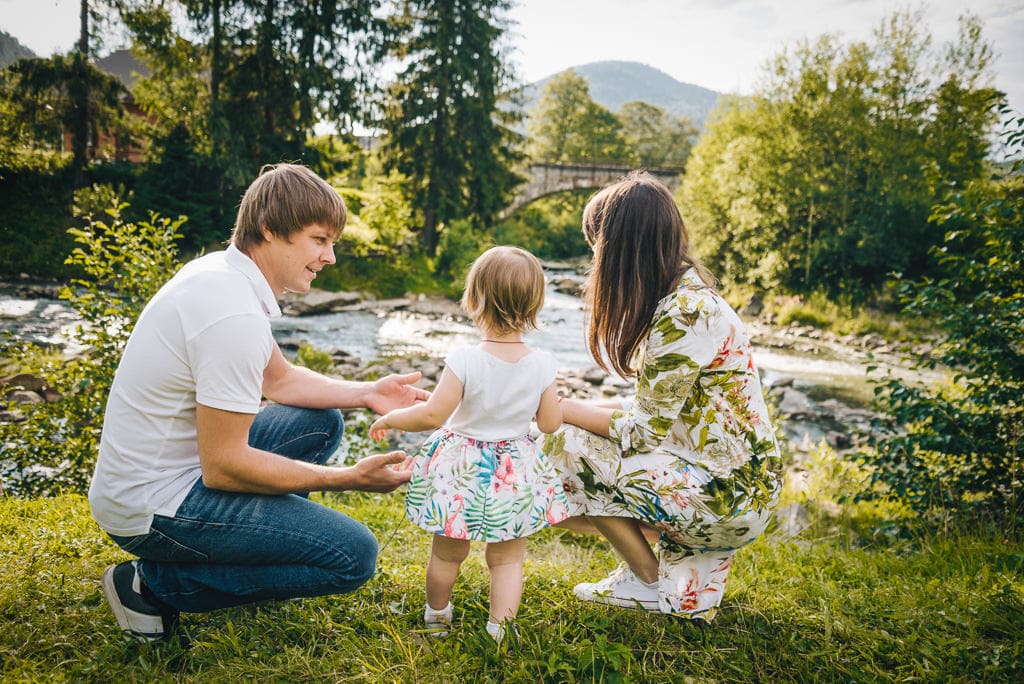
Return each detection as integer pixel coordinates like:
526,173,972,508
583,171,714,378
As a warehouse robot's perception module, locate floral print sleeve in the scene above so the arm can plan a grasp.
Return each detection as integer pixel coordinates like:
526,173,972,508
609,287,720,456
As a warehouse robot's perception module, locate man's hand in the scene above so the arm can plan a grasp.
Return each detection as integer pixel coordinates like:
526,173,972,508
366,372,430,415
345,451,414,492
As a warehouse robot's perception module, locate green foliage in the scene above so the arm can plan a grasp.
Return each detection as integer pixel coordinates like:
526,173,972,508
3,52,129,178
1,492,1021,681
527,70,628,164
864,111,1024,533
492,190,591,260
435,218,487,287
379,0,523,254
0,160,76,278
294,343,335,375
131,123,234,254
679,11,1003,301
0,190,183,495
617,100,697,168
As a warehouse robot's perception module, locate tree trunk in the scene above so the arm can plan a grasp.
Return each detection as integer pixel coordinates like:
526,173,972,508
71,0,90,187
210,0,222,153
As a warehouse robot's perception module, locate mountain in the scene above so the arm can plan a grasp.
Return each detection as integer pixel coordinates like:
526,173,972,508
523,60,722,129
0,30,36,68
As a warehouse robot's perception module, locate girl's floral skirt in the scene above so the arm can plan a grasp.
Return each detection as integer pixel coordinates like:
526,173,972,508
543,425,780,620
404,428,569,543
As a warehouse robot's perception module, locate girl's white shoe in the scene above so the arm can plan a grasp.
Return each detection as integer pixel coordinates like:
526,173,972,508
423,601,453,638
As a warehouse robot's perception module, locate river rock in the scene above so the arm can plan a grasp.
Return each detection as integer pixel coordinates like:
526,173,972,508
1,373,46,394
405,295,465,319
7,390,42,405
740,294,764,318
280,288,362,316
552,278,582,296
776,386,814,418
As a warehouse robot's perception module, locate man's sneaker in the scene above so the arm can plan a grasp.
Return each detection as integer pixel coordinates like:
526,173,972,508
423,601,453,638
573,564,660,611
102,561,180,641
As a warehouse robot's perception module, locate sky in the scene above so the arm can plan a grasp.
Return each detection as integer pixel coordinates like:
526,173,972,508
1,0,1022,115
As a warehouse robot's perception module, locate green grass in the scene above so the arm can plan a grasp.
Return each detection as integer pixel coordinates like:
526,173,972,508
2,483,1021,683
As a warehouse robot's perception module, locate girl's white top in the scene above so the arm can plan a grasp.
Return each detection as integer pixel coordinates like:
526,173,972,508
444,345,559,441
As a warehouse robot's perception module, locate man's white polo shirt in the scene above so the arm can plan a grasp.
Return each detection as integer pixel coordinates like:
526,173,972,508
88,245,280,536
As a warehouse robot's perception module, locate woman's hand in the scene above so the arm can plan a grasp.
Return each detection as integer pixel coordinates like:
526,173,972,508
366,372,430,415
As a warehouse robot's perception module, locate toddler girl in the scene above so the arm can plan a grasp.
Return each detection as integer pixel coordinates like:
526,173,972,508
370,245,568,642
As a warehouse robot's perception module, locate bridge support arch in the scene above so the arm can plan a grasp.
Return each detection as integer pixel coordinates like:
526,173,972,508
502,163,683,217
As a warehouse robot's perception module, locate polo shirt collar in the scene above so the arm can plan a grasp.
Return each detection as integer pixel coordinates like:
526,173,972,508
225,244,282,318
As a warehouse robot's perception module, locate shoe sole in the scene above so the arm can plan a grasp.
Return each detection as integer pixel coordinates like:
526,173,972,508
101,565,164,641
574,589,660,611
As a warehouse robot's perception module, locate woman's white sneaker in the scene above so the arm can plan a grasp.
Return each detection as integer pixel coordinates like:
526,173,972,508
573,564,660,611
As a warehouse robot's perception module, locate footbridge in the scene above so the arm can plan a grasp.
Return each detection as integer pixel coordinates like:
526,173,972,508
503,162,684,217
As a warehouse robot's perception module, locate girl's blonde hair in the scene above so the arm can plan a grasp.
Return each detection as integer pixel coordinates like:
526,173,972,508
461,246,546,335
583,170,715,378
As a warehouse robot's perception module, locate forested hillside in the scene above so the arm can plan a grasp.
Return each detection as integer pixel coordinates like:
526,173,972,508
0,30,34,68
524,60,721,128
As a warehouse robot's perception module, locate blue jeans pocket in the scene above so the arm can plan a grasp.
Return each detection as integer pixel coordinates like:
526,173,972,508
109,525,210,563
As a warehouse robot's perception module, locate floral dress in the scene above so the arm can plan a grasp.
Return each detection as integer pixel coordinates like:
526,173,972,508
543,269,782,620
405,347,570,543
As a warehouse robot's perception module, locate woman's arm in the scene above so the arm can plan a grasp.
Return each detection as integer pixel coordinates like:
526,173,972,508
559,396,615,436
369,366,463,439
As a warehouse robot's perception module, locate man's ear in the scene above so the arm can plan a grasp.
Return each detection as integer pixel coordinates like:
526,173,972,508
260,225,274,242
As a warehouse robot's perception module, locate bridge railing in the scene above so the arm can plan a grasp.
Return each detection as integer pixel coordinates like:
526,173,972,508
526,160,686,176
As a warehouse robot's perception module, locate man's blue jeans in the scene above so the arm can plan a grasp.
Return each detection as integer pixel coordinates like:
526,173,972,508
107,404,378,613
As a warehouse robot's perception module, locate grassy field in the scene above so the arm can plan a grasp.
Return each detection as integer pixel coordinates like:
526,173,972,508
2,470,1022,684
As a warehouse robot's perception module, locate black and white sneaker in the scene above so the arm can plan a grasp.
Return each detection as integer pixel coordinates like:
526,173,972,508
101,561,180,641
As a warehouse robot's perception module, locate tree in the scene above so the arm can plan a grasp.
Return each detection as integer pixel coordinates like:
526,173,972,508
121,0,384,184
678,10,1003,299
3,55,125,164
527,70,627,164
379,0,523,255
618,100,697,168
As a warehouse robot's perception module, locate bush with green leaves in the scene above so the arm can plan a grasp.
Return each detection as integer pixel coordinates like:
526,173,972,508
864,112,1024,535
0,187,183,495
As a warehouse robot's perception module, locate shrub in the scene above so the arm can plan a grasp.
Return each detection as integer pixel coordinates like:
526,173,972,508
294,343,335,375
863,113,1024,535
0,188,184,495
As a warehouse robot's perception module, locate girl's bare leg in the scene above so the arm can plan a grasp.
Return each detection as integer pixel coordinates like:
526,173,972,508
485,537,527,623
426,534,471,610
588,516,659,584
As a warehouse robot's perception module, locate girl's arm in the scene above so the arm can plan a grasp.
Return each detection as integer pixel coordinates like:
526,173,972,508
369,366,463,440
534,382,562,433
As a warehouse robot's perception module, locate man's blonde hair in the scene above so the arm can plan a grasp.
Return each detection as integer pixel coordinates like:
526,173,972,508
232,163,347,252
461,246,546,335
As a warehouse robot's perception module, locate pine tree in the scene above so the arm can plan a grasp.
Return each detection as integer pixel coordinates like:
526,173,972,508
379,0,523,255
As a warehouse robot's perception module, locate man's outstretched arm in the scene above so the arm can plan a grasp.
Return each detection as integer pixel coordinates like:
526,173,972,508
195,404,412,494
